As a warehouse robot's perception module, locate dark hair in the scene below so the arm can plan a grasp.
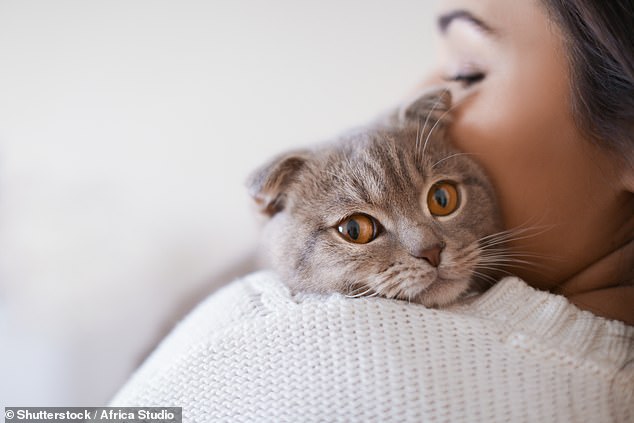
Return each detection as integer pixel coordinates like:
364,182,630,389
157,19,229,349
542,0,633,166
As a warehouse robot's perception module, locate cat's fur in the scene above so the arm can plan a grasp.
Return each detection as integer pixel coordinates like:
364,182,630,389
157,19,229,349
248,89,504,307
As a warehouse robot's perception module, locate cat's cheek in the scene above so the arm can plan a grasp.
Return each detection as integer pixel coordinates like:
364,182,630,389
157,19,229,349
261,213,315,288
316,237,391,295
435,246,475,278
295,234,363,294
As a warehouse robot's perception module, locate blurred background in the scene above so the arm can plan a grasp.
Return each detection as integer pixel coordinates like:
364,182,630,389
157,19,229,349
0,0,437,405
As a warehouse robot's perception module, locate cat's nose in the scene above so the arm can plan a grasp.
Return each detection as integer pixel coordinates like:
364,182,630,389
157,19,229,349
414,244,443,267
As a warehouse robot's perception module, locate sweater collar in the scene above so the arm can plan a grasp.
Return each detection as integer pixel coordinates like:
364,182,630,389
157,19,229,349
452,277,634,373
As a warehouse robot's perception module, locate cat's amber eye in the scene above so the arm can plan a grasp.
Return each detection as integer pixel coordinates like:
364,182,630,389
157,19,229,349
427,182,460,216
337,214,378,244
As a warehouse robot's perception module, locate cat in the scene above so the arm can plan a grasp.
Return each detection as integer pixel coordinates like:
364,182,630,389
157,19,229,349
247,89,505,307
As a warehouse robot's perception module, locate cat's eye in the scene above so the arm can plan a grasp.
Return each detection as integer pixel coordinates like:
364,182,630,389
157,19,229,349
427,182,460,216
337,214,378,244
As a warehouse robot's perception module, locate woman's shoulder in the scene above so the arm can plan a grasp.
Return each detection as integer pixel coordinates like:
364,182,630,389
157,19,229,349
111,272,634,422
178,271,634,360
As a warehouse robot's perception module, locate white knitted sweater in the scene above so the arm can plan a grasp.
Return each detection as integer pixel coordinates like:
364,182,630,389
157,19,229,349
111,271,634,422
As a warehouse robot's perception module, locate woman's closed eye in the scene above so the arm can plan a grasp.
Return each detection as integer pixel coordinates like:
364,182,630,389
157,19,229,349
444,71,485,88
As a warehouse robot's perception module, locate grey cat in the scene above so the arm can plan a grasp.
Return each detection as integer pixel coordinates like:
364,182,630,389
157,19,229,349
248,89,505,307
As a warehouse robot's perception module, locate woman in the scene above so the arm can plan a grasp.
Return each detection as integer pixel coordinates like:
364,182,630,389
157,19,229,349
429,0,633,325
112,0,633,421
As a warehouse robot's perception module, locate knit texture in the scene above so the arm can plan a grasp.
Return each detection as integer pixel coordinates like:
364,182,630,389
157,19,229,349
111,271,634,422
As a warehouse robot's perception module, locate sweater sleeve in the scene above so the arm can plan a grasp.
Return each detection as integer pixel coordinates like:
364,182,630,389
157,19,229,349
110,271,634,423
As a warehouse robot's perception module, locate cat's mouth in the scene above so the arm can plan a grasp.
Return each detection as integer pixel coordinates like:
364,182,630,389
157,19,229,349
357,265,471,307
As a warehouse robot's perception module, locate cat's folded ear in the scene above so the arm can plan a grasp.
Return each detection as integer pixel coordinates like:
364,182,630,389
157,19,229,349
398,87,452,126
247,150,310,217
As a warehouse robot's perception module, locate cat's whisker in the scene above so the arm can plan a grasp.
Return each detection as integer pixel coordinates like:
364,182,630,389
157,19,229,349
431,152,478,170
478,247,556,267
478,224,555,246
478,258,537,268
471,270,501,287
478,215,555,242
345,285,375,298
490,215,558,242
478,227,525,243
473,265,513,276
485,261,554,280
420,89,470,163
478,252,539,261
477,227,560,265
418,88,448,163
469,214,554,288
479,251,560,263
478,226,567,273
480,231,551,249
415,119,423,168
476,256,552,275
421,104,449,163
469,231,561,282
472,269,516,287
479,247,552,258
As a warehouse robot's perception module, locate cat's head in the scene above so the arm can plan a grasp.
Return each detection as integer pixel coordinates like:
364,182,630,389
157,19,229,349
248,89,504,307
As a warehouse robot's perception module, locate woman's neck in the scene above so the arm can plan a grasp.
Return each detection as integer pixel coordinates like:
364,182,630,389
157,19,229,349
553,239,634,325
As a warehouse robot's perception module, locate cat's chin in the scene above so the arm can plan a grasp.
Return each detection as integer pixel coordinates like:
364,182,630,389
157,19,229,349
410,277,472,308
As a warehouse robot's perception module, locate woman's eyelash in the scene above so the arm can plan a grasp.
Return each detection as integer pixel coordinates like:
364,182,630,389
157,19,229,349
444,72,485,87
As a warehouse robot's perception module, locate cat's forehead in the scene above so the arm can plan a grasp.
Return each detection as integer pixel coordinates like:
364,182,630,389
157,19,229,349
314,128,424,205
308,123,482,208
326,126,404,161
324,124,456,176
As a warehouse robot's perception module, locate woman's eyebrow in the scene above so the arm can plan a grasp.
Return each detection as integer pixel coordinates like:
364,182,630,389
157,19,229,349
437,10,497,36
